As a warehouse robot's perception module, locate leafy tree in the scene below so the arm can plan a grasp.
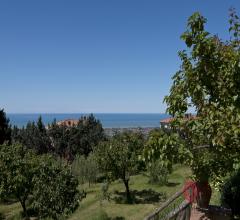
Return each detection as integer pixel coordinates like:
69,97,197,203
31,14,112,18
0,109,11,144
0,143,37,215
95,131,145,202
0,144,83,219
143,129,188,172
144,9,240,182
31,155,83,219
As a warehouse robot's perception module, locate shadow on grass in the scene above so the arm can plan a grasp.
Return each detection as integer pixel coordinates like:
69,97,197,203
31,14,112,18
113,189,166,204
166,182,180,187
91,209,125,220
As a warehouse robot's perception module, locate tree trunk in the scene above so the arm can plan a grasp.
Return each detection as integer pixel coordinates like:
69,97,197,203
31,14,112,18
19,198,28,218
123,179,131,203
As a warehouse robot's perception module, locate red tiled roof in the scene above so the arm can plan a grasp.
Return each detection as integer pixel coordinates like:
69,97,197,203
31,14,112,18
57,119,79,127
160,115,197,124
160,118,174,123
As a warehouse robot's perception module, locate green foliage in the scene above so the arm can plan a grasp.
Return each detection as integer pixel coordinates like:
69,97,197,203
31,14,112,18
95,131,145,202
148,160,169,185
143,129,191,173
31,155,83,219
12,116,52,154
47,119,72,159
48,114,106,159
69,114,106,156
72,153,99,185
98,181,111,205
0,143,83,219
12,114,105,159
221,169,240,217
0,109,11,144
0,143,37,215
162,10,240,181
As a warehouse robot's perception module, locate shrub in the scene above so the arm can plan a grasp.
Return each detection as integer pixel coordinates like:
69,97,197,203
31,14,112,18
221,169,240,217
148,160,169,185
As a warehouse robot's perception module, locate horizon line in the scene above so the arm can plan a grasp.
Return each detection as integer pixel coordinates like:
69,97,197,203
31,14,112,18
7,112,167,114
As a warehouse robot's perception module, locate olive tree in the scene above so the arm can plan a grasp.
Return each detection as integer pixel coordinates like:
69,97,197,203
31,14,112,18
0,143,37,215
0,144,83,219
95,131,145,202
31,155,83,219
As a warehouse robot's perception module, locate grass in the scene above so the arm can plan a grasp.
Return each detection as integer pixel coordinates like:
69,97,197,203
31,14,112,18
69,164,191,220
0,164,192,220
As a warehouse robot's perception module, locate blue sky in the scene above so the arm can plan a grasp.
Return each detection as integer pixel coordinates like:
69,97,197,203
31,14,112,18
1,0,239,113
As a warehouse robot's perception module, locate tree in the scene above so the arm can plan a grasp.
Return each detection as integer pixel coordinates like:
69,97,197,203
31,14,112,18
0,144,83,219
143,129,189,174
48,114,106,160
162,9,240,181
69,114,106,156
12,117,52,154
95,131,145,202
0,143,37,215
31,155,83,219
47,120,72,160
0,109,11,144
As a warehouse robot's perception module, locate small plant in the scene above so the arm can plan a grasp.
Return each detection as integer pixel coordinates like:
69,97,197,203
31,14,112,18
148,160,169,185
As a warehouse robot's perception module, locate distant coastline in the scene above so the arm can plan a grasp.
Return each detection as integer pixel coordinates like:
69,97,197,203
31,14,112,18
7,113,169,129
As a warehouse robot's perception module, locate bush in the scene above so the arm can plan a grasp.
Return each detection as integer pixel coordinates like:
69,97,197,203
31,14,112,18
148,160,169,185
31,155,84,219
221,169,240,217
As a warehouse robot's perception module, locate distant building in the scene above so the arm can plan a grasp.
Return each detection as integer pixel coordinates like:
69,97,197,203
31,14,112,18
56,119,79,127
160,117,174,129
160,114,196,129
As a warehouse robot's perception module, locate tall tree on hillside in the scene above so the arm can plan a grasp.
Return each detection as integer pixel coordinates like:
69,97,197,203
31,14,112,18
0,109,11,144
12,116,52,154
69,114,106,156
47,120,72,160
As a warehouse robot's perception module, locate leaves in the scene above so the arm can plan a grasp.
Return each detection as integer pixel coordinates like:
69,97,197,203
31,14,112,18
0,144,82,219
164,10,240,181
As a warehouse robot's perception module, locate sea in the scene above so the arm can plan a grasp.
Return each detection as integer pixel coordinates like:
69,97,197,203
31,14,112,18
7,113,169,128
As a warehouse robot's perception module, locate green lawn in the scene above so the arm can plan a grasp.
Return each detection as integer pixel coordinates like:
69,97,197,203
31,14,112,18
1,164,212,220
70,164,191,220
